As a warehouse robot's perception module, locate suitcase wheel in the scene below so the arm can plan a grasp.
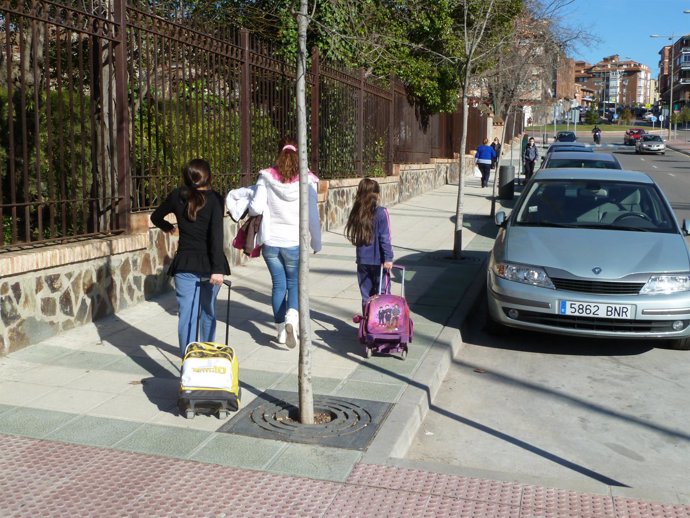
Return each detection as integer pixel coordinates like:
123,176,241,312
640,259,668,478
185,409,195,420
218,409,228,419
400,347,408,361
364,346,372,359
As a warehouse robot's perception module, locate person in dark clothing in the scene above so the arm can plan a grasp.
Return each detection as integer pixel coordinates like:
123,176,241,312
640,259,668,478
345,178,394,314
523,137,539,181
151,158,230,357
490,137,501,170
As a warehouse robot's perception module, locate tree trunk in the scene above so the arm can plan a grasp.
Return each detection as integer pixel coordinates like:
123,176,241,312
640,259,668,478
296,0,314,425
490,106,513,216
453,72,472,259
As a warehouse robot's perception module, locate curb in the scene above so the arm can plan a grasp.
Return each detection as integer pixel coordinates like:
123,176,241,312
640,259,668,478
362,252,489,464
666,144,690,157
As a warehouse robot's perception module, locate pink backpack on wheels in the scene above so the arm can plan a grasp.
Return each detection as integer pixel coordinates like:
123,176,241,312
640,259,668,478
354,264,413,360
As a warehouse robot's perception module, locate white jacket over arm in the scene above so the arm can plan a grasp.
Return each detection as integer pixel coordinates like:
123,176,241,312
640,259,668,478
248,167,322,252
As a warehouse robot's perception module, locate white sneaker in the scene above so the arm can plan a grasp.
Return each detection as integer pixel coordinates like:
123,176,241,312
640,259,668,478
285,309,298,349
275,322,286,344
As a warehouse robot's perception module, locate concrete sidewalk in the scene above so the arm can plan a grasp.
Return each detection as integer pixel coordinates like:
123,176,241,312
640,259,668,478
1,169,689,516
666,138,690,156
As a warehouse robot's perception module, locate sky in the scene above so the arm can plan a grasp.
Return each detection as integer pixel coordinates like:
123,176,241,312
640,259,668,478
562,0,690,75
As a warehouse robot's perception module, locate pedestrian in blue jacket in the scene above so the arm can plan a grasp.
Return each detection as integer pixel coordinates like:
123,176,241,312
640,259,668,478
475,138,497,188
345,178,394,313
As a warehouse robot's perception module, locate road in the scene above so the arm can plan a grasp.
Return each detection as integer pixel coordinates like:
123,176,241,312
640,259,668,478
611,137,690,224
402,135,690,505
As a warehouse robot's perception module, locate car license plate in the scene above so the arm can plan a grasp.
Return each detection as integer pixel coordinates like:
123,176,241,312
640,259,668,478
559,301,634,319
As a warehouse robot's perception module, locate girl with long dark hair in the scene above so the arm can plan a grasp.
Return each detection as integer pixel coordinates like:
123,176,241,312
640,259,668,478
151,158,230,357
345,178,393,313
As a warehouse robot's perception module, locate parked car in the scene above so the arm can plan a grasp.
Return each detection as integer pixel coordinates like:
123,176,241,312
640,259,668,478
546,145,593,155
541,144,592,164
635,134,666,155
624,128,646,145
545,142,588,152
487,168,690,350
541,151,622,170
555,131,577,142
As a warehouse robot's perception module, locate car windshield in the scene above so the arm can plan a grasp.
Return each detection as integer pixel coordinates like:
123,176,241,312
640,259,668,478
642,135,662,142
514,180,676,233
544,158,620,169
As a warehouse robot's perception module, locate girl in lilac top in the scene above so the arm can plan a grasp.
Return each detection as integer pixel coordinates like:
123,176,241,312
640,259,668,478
345,178,394,312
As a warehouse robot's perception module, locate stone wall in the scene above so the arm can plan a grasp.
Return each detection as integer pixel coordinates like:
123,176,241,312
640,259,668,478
0,216,242,354
0,157,475,354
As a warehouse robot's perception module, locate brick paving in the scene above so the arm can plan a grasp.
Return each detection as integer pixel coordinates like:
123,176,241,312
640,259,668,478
2,434,689,517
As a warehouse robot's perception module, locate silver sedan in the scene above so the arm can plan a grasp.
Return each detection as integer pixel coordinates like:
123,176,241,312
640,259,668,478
635,134,666,155
487,169,690,349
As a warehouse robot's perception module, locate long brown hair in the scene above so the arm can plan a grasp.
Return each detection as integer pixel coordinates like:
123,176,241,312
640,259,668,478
275,137,299,182
345,178,380,246
181,158,211,221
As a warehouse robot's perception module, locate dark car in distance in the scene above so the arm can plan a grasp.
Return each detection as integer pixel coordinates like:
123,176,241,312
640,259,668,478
555,131,577,142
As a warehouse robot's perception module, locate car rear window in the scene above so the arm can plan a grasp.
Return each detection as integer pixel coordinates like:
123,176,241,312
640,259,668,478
545,159,621,169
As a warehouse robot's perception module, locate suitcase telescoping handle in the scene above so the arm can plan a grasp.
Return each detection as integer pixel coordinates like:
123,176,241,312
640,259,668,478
196,278,232,345
378,264,405,297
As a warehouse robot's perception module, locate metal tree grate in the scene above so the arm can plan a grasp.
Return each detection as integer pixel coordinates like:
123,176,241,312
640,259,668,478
218,390,392,450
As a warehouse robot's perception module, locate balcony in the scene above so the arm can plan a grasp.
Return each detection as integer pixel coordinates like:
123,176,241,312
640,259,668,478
679,61,690,70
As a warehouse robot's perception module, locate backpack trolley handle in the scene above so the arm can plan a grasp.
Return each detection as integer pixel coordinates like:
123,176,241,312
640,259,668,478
196,278,232,345
378,264,405,297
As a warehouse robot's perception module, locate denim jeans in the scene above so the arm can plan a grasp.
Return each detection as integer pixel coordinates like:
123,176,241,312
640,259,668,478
262,244,299,323
174,272,220,357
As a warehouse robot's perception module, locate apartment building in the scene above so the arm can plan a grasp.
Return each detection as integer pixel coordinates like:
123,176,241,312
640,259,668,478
575,55,652,109
657,36,690,110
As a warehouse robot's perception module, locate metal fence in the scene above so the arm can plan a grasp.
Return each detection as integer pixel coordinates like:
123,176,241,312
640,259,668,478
0,0,467,252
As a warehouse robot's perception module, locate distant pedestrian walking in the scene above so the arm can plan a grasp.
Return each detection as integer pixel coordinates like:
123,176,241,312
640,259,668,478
345,178,394,314
150,159,230,357
490,137,501,170
523,137,539,181
475,138,496,188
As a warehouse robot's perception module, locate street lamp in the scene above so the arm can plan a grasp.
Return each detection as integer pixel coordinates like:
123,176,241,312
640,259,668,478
650,34,675,139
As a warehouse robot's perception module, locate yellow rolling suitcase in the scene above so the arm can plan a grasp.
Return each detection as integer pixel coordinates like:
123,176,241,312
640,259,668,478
178,280,240,419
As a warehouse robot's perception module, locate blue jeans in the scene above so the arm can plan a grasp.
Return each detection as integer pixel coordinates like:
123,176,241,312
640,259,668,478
262,244,299,323
175,273,220,357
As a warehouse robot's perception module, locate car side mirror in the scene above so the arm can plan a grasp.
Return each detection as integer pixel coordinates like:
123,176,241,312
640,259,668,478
683,218,690,236
495,211,506,227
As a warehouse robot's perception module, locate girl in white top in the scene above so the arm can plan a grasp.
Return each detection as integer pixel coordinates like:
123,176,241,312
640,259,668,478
248,137,321,347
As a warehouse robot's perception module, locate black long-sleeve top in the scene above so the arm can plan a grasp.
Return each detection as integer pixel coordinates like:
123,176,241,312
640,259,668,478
150,187,231,276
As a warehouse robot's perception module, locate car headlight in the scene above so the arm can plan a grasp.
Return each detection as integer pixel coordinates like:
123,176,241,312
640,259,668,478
493,262,555,288
640,275,690,294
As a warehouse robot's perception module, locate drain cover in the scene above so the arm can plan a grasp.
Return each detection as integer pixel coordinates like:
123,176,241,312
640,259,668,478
217,390,392,450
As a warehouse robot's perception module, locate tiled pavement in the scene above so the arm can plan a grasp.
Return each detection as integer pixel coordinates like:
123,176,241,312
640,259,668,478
2,161,690,517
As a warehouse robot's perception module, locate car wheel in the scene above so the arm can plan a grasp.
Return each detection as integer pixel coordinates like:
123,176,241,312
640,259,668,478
668,336,690,350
